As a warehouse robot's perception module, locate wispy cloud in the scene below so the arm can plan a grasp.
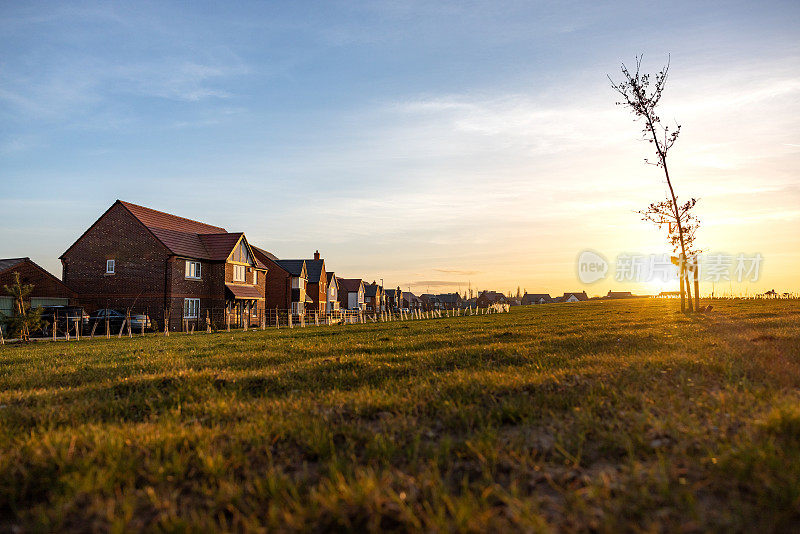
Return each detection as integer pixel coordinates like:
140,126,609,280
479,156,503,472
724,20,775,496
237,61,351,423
434,269,483,275
0,58,248,120
410,280,465,288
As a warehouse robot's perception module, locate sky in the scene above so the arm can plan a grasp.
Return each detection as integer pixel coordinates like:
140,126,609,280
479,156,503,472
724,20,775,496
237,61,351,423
1,0,798,297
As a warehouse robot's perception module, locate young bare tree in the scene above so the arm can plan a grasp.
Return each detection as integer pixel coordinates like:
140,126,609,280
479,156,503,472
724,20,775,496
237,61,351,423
609,56,700,311
2,272,42,341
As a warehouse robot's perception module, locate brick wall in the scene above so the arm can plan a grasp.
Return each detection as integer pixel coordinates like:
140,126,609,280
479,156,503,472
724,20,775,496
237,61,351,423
254,253,291,311
61,203,170,316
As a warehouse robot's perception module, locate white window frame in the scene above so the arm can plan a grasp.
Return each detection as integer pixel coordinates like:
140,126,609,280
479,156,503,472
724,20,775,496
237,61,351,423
185,260,201,280
184,298,200,319
233,264,246,282
252,270,258,285
106,259,115,274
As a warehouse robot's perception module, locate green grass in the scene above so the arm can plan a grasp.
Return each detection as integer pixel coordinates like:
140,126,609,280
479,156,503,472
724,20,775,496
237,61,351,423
1,299,799,532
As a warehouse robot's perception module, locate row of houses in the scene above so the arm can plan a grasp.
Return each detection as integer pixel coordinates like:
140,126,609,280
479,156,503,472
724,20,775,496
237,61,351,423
3,200,417,331
2,200,601,331
406,290,592,311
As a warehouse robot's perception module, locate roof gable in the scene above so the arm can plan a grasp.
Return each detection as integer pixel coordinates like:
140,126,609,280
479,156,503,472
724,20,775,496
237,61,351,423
364,283,381,297
304,259,325,283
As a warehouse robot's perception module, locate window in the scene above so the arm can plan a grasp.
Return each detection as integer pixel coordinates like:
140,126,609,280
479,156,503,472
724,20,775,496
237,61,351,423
252,270,258,285
233,264,246,282
292,277,305,289
184,298,200,319
185,261,201,279
291,301,304,315
106,259,115,274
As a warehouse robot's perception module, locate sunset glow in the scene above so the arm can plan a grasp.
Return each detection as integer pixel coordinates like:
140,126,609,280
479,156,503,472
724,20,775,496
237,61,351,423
1,1,798,296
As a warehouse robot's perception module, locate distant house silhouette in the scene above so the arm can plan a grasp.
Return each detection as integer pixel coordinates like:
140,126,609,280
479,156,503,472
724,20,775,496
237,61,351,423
522,293,552,305
477,290,506,307
556,291,589,303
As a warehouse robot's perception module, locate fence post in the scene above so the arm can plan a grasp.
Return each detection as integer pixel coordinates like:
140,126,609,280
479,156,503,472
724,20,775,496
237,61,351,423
226,309,230,332
288,312,293,329
53,311,58,341
275,307,279,329
315,312,319,326
66,319,70,341
693,256,700,311
261,309,265,331
164,309,170,336
75,318,80,341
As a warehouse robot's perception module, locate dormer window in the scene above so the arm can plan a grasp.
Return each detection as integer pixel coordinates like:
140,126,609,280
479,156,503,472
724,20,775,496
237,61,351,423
185,261,201,280
106,259,115,274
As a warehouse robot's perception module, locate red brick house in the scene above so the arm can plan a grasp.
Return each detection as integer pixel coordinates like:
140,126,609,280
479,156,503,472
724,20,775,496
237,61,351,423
0,257,76,317
303,251,327,314
364,281,383,313
384,287,403,311
477,290,507,307
338,278,365,310
274,260,311,316
60,200,267,330
251,247,310,316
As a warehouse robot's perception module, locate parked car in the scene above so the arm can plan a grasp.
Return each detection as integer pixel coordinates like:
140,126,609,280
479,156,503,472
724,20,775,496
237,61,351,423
37,306,90,336
89,308,152,333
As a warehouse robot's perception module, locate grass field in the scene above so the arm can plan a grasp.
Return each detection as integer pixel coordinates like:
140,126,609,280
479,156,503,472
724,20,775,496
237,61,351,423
1,299,799,532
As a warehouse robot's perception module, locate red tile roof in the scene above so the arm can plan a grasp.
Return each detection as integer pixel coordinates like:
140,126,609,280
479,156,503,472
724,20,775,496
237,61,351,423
120,201,226,234
117,201,263,265
225,283,265,300
251,246,278,262
199,233,244,261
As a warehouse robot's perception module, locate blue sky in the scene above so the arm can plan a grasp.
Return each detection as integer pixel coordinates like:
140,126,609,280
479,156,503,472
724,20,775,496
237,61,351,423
1,1,799,296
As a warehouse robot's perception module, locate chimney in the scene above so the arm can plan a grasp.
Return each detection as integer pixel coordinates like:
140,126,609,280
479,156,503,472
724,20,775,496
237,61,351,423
314,250,320,260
